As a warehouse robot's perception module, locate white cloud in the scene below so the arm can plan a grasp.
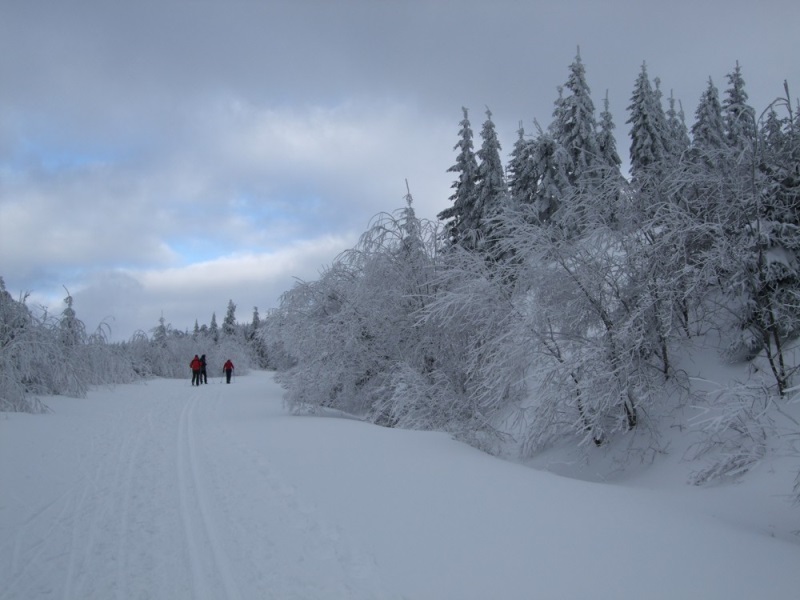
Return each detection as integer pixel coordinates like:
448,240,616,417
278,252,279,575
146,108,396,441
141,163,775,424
2,0,797,341
58,234,354,341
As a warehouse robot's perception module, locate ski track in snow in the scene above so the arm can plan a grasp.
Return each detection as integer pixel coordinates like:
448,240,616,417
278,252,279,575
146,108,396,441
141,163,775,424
0,378,394,600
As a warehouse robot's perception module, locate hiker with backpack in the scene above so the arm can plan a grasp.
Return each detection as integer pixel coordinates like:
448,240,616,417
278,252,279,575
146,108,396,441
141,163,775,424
190,355,202,386
223,359,234,384
200,354,208,384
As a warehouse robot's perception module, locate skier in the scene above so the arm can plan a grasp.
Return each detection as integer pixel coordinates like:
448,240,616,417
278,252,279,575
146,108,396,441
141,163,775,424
190,355,202,386
200,354,208,384
223,359,234,384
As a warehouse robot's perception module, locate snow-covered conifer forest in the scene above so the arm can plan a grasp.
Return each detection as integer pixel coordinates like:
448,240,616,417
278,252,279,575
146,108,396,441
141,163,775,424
3,55,800,506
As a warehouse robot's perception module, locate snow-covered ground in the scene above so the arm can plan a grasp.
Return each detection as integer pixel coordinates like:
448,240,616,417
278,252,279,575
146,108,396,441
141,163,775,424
1,370,799,600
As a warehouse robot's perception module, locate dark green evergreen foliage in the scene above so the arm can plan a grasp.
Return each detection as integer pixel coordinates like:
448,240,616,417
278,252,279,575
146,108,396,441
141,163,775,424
507,123,539,209
209,312,219,343
474,108,508,222
0,279,47,412
222,299,237,337
723,62,757,149
554,50,600,187
528,129,570,225
474,108,509,259
438,107,479,248
691,78,726,157
247,306,270,369
627,63,670,187
594,92,626,227
1,279,140,411
152,315,169,347
597,92,622,171
664,91,690,161
59,289,86,347
271,192,442,421
545,51,607,235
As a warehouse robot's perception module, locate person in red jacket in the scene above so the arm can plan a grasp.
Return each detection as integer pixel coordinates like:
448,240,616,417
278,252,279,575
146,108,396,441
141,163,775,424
190,355,202,386
223,359,234,384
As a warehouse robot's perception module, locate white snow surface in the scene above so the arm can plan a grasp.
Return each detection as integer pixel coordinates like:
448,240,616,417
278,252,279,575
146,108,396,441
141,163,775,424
1,371,799,600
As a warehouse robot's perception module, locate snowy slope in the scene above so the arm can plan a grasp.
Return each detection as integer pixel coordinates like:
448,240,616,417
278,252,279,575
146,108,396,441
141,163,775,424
1,371,799,600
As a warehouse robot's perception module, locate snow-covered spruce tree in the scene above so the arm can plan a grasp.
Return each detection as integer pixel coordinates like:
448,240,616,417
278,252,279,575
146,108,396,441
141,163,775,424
273,193,443,422
507,123,539,209
689,78,727,220
473,107,510,259
206,333,252,380
688,77,728,194
143,317,192,378
438,107,480,249
718,87,800,393
130,311,253,381
416,238,529,445
258,309,290,371
723,61,757,150
594,91,626,228
546,51,607,235
553,51,600,184
152,314,169,347
624,69,701,359
495,196,685,452
53,289,91,397
270,263,357,410
247,306,270,368
673,85,800,485
222,299,237,337
208,312,219,343
362,194,468,429
0,279,49,412
664,90,690,163
527,126,571,225
0,282,137,411
692,78,726,151
81,323,139,386
58,288,86,348
627,63,671,207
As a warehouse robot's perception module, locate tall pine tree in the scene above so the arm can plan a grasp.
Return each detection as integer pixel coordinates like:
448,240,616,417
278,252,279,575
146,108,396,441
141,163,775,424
722,62,757,150
691,78,726,156
529,127,570,225
473,107,508,254
554,50,600,188
627,63,670,190
595,91,625,226
222,299,237,337
507,122,539,210
438,107,479,248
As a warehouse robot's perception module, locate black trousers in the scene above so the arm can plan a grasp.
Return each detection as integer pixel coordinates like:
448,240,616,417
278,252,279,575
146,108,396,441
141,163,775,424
192,370,201,386
225,369,233,383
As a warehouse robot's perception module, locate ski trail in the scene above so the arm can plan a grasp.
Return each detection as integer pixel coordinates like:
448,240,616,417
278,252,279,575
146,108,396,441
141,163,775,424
2,476,80,588
177,395,242,600
61,396,154,600
113,410,148,600
1,375,398,600
59,412,128,600
186,397,242,600
0,485,79,600
199,396,396,600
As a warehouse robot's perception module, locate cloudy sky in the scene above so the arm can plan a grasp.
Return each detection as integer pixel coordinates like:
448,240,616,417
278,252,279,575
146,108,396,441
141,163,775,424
1,0,798,341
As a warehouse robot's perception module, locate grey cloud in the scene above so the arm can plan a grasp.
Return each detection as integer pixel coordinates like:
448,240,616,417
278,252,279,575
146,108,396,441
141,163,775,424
2,0,798,340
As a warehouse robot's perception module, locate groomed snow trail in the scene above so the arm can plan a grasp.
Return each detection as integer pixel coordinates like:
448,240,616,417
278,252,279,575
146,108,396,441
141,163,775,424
0,374,394,600
3,371,800,600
